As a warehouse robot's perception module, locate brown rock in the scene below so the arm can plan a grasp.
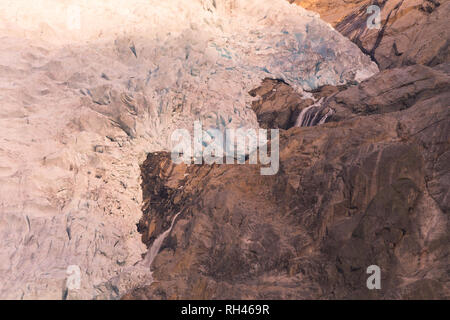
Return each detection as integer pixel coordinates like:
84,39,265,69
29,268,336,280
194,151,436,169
294,0,450,70
249,78,314,129
326,63,450,120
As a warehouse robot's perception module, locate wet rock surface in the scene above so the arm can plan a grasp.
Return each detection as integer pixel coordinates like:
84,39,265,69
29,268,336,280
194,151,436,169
249,79,350,129
249,78,313,129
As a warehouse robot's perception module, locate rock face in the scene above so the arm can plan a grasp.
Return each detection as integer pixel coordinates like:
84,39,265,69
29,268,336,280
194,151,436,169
125,63,449,300
248,79,314,129
294,0,450,70
249,79,352,129
128,1,449,300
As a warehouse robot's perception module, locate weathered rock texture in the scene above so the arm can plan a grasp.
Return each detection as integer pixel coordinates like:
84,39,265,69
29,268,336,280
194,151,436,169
294,0,450,69
248,79,313,129
124,62,449,299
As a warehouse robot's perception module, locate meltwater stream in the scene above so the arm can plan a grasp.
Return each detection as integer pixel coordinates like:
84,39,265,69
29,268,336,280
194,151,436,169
143,212,182,270
295,98,335,127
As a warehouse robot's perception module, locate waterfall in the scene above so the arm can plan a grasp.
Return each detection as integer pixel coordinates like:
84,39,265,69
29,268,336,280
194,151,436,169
143,211,182,269
295,98,334,127
318,108,334,124
295,98,321,127
295,105,314,127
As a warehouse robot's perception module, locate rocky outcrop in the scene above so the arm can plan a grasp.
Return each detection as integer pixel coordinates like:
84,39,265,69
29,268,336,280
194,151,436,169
248,79,313,129
326,63,450,120
124,62,449,299
294,0,450,70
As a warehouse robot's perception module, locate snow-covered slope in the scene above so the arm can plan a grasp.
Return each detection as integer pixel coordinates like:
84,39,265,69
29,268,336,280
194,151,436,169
0,0,378,299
